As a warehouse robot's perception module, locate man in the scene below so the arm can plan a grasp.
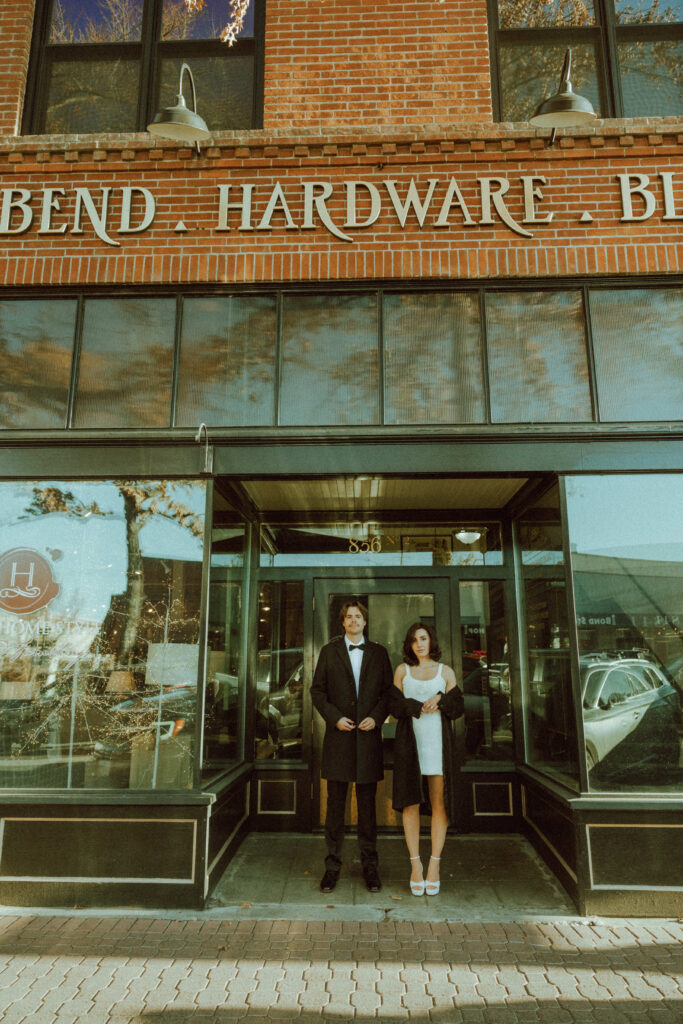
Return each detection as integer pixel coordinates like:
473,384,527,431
311,599,393,893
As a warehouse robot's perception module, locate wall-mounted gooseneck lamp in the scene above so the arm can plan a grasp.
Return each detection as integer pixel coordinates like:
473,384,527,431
147,62,210,155
529,48,597,147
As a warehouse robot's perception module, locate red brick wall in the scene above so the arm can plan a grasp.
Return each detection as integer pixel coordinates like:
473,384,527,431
0,0,36,136
262,0,493,128
0,126,680,288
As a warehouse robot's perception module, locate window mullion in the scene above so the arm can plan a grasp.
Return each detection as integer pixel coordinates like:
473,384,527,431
138,0,162,131
600,0,622,118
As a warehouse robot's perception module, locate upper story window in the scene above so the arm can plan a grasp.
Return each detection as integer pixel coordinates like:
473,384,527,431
489,0,683,121
23,0,264,135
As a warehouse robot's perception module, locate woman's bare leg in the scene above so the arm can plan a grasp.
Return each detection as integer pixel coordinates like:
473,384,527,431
402,803,423,881
426,775,447,882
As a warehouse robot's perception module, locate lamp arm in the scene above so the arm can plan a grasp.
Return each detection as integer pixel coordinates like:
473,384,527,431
559,48,572,91
179,62,198,115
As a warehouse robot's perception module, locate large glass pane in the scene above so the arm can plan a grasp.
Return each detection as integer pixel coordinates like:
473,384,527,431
618,39,683,117
50,0,144,42
519,483,564,567
162,0,255,39
615,0,683,24
383,292,485,424
566,474,683,792
0,479,205,790
204,508,245,773
524,578,578,784
159,54,254,131
486,291,593,422
590,289,683,421
498,0,596,28
74,298,175,427
45,58,139,134
256,581,304,759
498,40,602,121
176,296,276,427
0,300,75,429
460,581,512,761
280,294,379,426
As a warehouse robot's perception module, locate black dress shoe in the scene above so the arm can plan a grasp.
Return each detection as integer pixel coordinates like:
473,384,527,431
364,870,382,893
320,869,339,893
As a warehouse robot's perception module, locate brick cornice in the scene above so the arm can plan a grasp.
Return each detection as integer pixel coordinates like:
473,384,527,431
0,118,681,166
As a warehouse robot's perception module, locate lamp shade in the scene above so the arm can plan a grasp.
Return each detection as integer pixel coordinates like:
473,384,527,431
529,48,597,129
147,93,210,143
530,88,596,128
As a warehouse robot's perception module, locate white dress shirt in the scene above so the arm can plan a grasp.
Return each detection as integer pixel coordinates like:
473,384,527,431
345,634,364,692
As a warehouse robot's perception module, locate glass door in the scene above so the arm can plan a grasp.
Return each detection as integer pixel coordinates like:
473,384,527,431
312,577,452,829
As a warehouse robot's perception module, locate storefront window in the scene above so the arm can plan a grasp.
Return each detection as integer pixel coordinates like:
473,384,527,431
589,288,683,421
523,578,578,784
204,515,246,774
256,581,304,759
460,581,512,761
280,293,379,426
565,474,683,792
519,483,564,566
383,292,485,424
0,299,76,429
73,298,176,427
176,295,277,427
486,290,593,423
0,479,206,790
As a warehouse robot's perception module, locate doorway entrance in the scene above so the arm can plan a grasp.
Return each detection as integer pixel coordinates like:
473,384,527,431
312,577,452,830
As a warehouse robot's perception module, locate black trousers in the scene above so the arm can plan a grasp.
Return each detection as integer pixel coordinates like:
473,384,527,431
324,779,378,874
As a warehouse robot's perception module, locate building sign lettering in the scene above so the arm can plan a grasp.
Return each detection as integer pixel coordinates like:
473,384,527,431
0,171,680,246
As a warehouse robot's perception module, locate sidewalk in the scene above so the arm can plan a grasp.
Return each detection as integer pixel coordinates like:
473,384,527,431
0,835,680,1022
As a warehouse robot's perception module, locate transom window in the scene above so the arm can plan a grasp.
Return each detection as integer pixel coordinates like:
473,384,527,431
489,0,683,121
23,0,264,135
1,283,681,429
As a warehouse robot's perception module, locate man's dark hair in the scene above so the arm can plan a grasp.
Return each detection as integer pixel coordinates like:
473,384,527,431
339,599,369,626
403,621,442,665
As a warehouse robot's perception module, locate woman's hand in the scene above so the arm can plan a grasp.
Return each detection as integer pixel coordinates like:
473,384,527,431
421,693,442,714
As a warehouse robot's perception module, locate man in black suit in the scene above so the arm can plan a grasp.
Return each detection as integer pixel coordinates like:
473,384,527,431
311,599,393,893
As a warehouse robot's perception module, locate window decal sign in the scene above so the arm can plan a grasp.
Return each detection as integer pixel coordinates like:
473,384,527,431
0,547,60,614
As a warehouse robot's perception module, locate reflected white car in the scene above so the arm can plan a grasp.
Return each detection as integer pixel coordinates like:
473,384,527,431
581,656,681,773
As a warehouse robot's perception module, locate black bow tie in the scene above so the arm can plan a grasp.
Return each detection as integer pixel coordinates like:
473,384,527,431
348,644,365,651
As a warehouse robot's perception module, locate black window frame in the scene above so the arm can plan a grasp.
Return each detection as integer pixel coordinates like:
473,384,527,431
488,0,683,121
22,0,265,136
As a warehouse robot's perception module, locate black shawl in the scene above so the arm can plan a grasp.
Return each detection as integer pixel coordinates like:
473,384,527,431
390,681,465,822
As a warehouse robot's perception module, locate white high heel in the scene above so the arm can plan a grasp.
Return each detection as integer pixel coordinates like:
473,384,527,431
409,855,425,896
425,856,441,896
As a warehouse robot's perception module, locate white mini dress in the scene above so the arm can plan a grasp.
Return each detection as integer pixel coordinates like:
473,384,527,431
402,663,444,776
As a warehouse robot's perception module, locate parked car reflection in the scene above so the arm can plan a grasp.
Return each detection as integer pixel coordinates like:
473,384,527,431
581,653,682,787
460,656,513,760
256,648,304,758
92,683,195,788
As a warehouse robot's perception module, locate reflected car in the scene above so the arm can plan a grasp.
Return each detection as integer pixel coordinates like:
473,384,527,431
581,655,681,782
92,684,195,768
256,649,304,757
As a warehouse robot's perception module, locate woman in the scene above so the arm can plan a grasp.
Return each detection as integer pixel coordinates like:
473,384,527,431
390,622,464,896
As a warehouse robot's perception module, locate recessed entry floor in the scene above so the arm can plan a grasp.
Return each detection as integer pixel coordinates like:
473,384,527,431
207,834,577,922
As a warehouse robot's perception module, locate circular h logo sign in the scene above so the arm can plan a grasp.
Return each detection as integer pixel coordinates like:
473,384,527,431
0,548,60,614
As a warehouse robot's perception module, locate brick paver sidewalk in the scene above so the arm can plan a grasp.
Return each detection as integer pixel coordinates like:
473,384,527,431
0,915,681,1023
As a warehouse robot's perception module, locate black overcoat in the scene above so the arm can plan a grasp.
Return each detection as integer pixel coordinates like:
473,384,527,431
311,635,393,784
390,681,465,822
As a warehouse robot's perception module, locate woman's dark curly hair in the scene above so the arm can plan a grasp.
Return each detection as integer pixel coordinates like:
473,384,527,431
403,621,442,665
